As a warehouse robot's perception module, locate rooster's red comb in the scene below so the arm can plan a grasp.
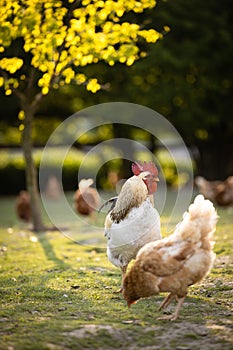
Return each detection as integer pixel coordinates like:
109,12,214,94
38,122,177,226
132,161,158,176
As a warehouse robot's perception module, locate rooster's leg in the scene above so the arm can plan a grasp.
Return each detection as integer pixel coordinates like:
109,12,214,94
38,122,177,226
121,265,127,279
118,265,128,293
158,293,174,311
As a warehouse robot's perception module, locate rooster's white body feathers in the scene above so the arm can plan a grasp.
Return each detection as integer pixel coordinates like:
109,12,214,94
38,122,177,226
105,195,161,269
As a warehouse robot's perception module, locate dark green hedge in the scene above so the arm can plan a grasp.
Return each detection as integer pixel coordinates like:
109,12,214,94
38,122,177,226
0,147,191,195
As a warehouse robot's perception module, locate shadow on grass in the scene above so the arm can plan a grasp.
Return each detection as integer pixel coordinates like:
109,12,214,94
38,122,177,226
37,231,71,270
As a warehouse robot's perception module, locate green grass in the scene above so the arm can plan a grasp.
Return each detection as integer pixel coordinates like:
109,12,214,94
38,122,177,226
0,195,233,350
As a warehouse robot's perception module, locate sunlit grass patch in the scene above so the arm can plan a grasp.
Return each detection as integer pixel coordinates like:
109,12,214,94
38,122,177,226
0,196,232,349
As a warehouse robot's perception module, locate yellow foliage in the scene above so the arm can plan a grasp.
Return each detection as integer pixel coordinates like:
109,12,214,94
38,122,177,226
86,78,101,93
0,57,23,73
139,29,161,43
18,110,25,121
19,124,25,131
5,89,12,95
126,56,135,66
195,129,209,140
0,0,161,96
42,87,49,95
63,67,75,84
75,73,87,84
163,25,171,33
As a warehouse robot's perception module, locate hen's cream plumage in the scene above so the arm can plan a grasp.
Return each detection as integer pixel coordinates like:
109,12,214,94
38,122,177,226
123,195,218,320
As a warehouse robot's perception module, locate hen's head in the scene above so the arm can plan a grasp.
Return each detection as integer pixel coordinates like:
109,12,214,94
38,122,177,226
122,277,140,308
132,161,159,194
78,178,94,190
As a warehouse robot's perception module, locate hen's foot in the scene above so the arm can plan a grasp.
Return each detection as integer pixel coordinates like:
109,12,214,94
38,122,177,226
158,314,179,321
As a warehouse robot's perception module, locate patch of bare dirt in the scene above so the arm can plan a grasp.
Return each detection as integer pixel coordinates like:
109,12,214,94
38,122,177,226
64,320,233,350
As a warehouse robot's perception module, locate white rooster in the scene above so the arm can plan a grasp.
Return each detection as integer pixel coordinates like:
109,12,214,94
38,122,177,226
103,161,161,289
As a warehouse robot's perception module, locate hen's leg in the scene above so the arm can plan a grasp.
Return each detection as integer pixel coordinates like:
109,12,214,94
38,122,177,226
158,296,186,321
121,265,128,290
158,293,174,311
170,296,185,321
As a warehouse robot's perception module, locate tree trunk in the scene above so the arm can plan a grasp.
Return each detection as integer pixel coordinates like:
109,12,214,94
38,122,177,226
22,105,45,232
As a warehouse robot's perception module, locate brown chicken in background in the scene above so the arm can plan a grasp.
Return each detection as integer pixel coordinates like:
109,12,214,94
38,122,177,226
215,176,233,206
15,190,31,222
44,175,61,199
195,175,233,206
74,178,100,218
123,195,218,321
194,176,221,202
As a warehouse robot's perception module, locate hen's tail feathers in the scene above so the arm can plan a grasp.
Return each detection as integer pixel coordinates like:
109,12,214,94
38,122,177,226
175,195,218,248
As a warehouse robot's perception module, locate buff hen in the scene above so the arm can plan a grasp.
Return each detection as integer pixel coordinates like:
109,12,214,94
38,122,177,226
123,195,218,320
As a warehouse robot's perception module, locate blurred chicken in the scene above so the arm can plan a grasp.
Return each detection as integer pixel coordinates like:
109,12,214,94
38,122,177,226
104,161,161,288
44,176,61,199
195,175,233,206
215,176,233,206
74,178,100,218
15,190,31,222
194,176,221,202
123,195,218,321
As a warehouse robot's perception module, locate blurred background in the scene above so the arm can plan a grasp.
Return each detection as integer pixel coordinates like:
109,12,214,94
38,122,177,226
0,0,232,195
